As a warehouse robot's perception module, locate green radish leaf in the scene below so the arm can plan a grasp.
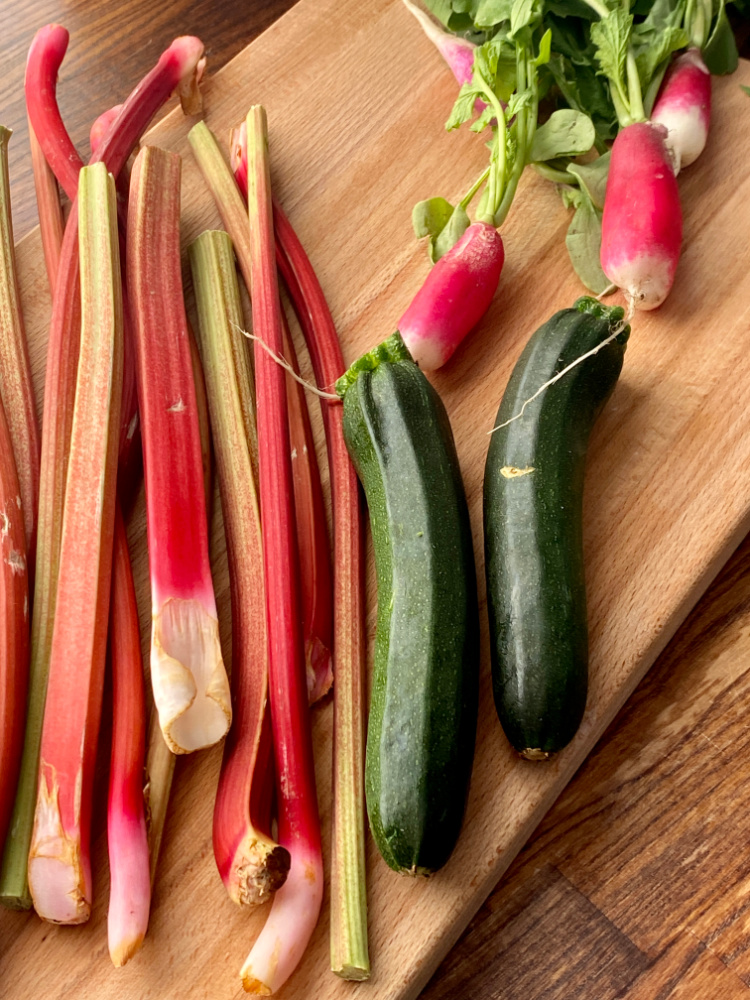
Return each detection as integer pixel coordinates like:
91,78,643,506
510,0,542,36
631,0,687,92
433,204,471,260
446,84,482,130
412,198,471,263
412,197,455,242
590,8,633,87
506,88,534,118
565,191,609,293
742,85,750,97
543,0,599,19
475,0,514,26
422,0,454,25
702,6,739,75
530,109,596,161
560,185,582,210
470,103,497,132
566,150,609,209
535,28,553,67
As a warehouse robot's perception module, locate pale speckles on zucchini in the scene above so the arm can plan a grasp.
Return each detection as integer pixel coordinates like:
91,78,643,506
337,333,478,875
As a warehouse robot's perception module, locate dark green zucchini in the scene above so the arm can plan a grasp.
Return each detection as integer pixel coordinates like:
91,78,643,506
336,333,478,875
484,297,629,760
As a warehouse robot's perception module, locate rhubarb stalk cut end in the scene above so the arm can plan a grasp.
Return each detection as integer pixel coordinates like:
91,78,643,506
27,769,89,924
152,597,230,754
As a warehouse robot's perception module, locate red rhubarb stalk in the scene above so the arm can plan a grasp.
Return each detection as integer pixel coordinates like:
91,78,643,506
239,106,322,995
107,507,149,965
127,145,230,755
232,120,369,979
0,395,29,854
0,126,41,568
28,162,123,923
190,229,289,906
29,124,65,297
1,32,205,910
194,120,333,705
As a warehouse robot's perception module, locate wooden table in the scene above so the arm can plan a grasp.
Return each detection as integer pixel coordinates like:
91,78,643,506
4,4,750,998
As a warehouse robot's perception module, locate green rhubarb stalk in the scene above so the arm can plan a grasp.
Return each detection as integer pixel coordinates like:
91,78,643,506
0,126,41,568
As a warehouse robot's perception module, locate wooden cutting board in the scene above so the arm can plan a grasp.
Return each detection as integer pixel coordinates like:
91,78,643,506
3,1,750,997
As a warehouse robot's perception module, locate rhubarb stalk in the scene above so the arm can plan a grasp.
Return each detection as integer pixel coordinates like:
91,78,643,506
188,120,332,705
127,145,230,755
107,506,149,964
29,124,65,297
0,126,41,568
233,121,369,980
190,229,289,905
0,392,29,853
238,107,322,995
28,162,123,923
1,32,205,910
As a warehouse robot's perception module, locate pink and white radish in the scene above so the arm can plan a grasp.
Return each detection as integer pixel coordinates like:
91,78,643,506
402,0,476,86
651,49,711,175
600,121,682,311
398,220,505,369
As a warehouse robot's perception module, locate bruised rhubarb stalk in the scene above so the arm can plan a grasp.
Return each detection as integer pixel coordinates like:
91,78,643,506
0,393,29,853
29,124,65,296
107,507,149,965
232,127,368,978
190,229,289,905
28,162,123,923
127,145,230,754
0,33,206,910
0,127,41,568
239,106,322,995
189,120,332,705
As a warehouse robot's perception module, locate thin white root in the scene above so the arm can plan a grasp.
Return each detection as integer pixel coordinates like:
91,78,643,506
489,312,631,435
596,282,618,300
233,323,340,400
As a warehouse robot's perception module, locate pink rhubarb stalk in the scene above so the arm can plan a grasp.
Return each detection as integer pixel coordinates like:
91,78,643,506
600,121,683,310
127,145,230,754
190,120,332,705
190,229,289,906
1,32,206,910
107,506,149,965
28,162,123,923
29,124,65,297
397,220,505,369
0,126,41,567
272,202,369,980
651,48,711,175
239,106,322,995
0,392,29,854
233,119,369,979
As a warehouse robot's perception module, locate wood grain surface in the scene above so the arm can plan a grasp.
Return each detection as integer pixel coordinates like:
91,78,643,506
2,2,750,1000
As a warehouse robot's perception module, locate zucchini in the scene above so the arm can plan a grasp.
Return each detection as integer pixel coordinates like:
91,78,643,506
336,333,478,876
484,297,629,759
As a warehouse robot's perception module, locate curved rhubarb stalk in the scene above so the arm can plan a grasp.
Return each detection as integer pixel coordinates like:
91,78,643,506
1,32,206,910
231,118,369,980
107,507,149,965
0,127,41,569
190,121,332,706
127,146,230,754
190,230,289,906
0,392,29,853
239,106,323,995
28,162,123,924
26,27,205,202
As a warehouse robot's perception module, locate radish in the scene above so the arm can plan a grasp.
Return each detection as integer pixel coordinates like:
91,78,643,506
651,49,711,174
402,0,476,87
398,221,504,369
600,122,682,311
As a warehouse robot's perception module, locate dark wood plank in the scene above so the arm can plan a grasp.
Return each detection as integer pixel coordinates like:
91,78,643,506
421,533,750,999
